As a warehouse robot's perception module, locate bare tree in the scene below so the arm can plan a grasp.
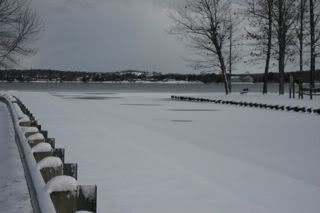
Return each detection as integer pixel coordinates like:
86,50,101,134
246,0,274,94
0,0,42,68
272,0,298,95
294,0,308,73
169,0,238,95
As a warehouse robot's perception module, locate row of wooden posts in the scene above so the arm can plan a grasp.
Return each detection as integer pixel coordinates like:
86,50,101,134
171,95,320,115
12,97,97,213
289,75,320,100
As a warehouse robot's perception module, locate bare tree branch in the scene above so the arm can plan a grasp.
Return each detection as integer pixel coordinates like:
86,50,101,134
0,0,42,68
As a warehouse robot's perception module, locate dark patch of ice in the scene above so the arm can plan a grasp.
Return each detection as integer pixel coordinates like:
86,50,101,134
81,92,117,95
120,104,162,106
68,96,122,100
167,109,219,112
171,120,193,123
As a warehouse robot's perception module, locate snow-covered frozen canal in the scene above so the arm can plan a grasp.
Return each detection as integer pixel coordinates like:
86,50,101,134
0,102,32,212
10,91,320,213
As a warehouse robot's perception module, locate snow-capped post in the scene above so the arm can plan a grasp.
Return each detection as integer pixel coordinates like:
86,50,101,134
37,157,63,183
32,142,53,162
46,176,78,213
27,132,45,147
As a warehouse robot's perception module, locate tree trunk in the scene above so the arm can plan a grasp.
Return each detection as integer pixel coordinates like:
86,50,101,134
310,0,315,88
217,50,229,95
229,13,232,93
299,0,305,73
263,0,273,94
278,52,285,95
299,0,303,72
278,33,286,95
277,0,285,95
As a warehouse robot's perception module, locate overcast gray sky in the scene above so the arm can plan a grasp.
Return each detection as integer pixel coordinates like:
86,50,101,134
21,0,195,73
21,0,296,74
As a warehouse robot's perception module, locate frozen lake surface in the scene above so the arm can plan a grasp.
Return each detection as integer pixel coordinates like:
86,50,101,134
1,82,282,93
7,90,320,213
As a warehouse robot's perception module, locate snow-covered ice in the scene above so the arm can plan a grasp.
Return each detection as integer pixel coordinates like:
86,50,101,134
0,102,32,212
9,91,320,213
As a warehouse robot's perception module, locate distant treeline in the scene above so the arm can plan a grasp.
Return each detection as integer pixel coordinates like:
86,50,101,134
0,69,319,84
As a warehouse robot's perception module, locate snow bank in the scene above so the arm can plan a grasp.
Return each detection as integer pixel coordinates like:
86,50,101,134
31,143,53,154
45,176,77,194
37,157,62,170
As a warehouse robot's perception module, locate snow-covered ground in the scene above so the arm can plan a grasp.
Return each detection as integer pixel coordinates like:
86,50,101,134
0,102,32,212
7,91,320,213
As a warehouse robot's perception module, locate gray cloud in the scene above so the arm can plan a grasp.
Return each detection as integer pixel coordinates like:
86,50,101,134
22,0,194,73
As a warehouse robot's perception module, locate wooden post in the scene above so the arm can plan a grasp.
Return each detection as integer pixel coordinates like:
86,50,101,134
293,80,296,98
48,176,78,213
32,142,53,162
33,152,52,163
47,138,55,149
38,157,63,183
76,185,97,213
289,75,293,98
27,133,45,148
298,82,303,99
41,169,63,183
41,130,48,139
51,191,77,213
52,148,65,163
63,163,78,180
